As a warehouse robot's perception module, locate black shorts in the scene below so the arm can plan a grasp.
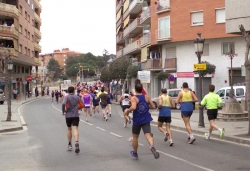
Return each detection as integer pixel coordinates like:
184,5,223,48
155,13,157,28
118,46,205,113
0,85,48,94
207,109,218,121
93,103,99,107
100,103,107,109
132,122,151,135
122,105,130,112
158,116,171,123
66,117,79,127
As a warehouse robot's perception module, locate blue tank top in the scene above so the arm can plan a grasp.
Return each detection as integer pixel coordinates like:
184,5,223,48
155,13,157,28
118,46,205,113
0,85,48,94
133,94,153,125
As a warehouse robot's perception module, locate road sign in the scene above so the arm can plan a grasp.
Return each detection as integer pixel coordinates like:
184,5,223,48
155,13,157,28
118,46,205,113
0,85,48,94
194,63,206,70
138,71,150,83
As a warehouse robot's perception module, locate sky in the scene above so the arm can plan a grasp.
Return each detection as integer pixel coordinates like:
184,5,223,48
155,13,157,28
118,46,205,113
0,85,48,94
40,0,116,56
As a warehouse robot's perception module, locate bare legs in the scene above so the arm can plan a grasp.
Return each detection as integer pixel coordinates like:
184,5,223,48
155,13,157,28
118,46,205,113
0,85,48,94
67,126,79,143
158,122,173,140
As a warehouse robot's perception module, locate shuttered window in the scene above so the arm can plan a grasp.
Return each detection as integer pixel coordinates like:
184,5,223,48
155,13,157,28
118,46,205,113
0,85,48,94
166,47,176,58
203,44,209,56
216,8,225,23
191,11,203,26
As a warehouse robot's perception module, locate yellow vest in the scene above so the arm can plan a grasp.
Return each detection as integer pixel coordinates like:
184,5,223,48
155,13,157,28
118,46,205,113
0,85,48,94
181,91,192,102
161,95,171,107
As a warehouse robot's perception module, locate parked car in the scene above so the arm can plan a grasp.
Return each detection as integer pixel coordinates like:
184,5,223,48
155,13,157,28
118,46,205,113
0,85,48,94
215,86,246,104
0,89,6,104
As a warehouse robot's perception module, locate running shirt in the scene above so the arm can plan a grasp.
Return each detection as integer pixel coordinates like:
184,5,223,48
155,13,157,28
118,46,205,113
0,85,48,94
122,93,130,106
83,93,91,107
133,94,153,125
99,93,108,106
159,95,171,117
181,90,193,111
92,94,100,106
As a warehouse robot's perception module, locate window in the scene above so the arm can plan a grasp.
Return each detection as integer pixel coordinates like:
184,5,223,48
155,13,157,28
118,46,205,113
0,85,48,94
32,4,34,10
19,25,22,33
19,5,23,14
191,11,203,26
222,42,235,54
25,11,27,19
158,16,170,39
22,67,24,73
28,14,30,22
24,47,27,55
203,44,209,56
28,48,30,56
28,31,30,39
28,0,30,5
17,66,20,73
216,8,225,23
226,89,231,97
32,35,34,42
216,89,225,97
236,88,244,97
25,29,27,37
19,44,22,53
166,47,176,58
31,50,34,57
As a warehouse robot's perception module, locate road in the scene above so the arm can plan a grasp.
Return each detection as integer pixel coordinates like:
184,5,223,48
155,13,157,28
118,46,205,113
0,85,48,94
0,97,250,171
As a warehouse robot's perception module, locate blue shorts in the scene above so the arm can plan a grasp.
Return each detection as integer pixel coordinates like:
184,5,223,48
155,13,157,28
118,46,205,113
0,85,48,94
181,111,193,117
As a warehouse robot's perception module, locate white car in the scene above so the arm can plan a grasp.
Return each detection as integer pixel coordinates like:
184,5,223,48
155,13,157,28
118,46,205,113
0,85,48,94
215,86,245,104
0,89,6,104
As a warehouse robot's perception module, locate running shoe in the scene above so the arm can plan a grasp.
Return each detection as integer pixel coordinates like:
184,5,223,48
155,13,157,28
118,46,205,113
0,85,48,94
130,151,138,159
220,128,225,139
204,133,210,140
128,116,131,124
105,117,108,121
150,147,160,159
85,118,88,122
188,137,196,144
169,140,174,146
109,113,111,117
124,123,127,128
164,132,169,142
75,142,80,154
67,144,73,151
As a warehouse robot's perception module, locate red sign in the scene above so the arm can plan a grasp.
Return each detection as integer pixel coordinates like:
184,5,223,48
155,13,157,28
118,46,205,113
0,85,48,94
26,75,32,82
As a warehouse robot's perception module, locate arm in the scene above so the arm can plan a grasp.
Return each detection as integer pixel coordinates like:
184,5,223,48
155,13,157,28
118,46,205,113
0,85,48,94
62,97,67,114
118,95,124,103
158,96,163,109
125,96,137,113
200,96,207,106
217,95,222,107
169,96,175,108
191,91,198,102
176,92,182,104
146,95,156,109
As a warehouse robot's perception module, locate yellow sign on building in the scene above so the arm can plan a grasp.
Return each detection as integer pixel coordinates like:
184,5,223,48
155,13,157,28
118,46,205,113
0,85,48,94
194,63,206,70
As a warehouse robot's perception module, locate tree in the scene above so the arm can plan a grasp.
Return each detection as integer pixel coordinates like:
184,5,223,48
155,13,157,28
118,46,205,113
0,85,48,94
47,58,63,81
127,65,141,79
199,61,216,77
100,66,111,82
157,71,169,87
109,57,130,80
239,24,250,135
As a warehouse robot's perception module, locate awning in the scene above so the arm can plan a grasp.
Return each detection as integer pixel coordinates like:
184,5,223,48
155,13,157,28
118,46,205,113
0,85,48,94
141,46,149,62
123,0,129,14
123,15,130,28
116,25,121,34
116,9,122,22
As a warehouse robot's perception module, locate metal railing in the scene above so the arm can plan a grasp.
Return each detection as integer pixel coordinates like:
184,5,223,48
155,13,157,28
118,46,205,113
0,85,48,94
155,0,170,14
117,49,123,58
116,0,123,12
164,58,177,68
0,48,18,57
140,7,150,23
34,13,42,24
141,32,151,46
34,57,40,64
34,28,42,38
155,28,170,40
116,15,123,28
0,25,18,37
144,59,162,69
123,39,141,55
124,18,141,37
116,32,124,43
0,3,18,17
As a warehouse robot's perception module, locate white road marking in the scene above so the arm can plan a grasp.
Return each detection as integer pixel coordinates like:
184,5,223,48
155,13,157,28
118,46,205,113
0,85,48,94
110,132,122,138
80,120,93,126
96,127,106,131
138,143,144,146
52,103,62,113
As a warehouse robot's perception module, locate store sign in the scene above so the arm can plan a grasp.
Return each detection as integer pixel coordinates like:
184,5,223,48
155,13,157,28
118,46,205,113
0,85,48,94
138,71,150,83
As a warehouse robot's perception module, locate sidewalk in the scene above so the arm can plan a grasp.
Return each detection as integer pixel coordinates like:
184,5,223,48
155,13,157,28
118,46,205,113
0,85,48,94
113,102,250,146
0,95,42,133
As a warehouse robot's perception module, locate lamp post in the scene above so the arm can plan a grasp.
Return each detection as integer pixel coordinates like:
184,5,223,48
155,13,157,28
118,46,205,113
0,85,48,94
6,57,13,121
194,33,205,127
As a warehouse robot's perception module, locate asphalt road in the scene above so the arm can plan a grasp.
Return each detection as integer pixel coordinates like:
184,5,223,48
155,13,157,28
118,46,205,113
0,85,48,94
0,98,250,171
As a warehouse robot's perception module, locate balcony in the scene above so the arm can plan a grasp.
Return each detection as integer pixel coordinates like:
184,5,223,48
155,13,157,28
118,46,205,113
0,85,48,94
116,0,123,13
34,57,40,64
156,28,170,42
34,43,41,52
132,61,141,69
34,13,42,24
0,25,18,37
0,3,18,18
116,49,123,58
34,0,42,10
155,0,170,14
116,32,125,44
0,48,18,57
142,59,162,70
123,39,141,55
116,15,123,28
140,7,150,24
34,28,42,38
124,0,143,19
124,18,142,38
164,58,177,69
141,32,151,47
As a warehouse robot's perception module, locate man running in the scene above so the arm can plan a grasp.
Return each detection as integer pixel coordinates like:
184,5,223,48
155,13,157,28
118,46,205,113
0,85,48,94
157,88,175,146
106,90,113,117
176,82,198,144
119,89,131,128
82,89,92,122
124,83,160,159
62,86,83,154
99,87,109,121
200,84,225,139
92,90,100,115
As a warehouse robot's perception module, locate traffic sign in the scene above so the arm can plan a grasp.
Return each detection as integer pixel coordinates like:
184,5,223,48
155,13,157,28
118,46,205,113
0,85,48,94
194,63,206,70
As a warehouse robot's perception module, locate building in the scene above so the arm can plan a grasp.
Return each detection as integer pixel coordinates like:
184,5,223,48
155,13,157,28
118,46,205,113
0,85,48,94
0,0,42,94
116,0,246,98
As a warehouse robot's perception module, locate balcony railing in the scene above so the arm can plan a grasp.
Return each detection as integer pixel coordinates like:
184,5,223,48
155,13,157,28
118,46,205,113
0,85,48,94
143,59,162,70
0,48,18,57
140,7,150,24
34,57,40,64
141,32,151,47
116,32,123,43
0,3,18,17
132,62,141,69
129,0,143,12
116,15,123,28
34,28,42,38
116,0,123,12
0,26,18,37
123,39,141,55
124,18,141,37
34,13,42,24
34,0,42,10
155,0,170,14
116,49,123,58
164,58,177,69
34,43,41,51
156,28,170,41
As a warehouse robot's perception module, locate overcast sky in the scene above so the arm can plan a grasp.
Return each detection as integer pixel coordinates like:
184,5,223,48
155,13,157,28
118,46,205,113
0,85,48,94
40,0,116,56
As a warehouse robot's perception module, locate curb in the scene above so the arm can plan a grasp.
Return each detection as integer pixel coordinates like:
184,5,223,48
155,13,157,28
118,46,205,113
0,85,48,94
0,126,23,133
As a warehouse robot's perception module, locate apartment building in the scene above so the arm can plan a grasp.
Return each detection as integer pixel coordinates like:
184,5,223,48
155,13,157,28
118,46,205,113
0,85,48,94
0,0,42,94
116,0,246,98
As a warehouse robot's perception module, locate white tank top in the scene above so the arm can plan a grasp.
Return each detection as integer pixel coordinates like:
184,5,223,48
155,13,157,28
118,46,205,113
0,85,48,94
122,94,130,106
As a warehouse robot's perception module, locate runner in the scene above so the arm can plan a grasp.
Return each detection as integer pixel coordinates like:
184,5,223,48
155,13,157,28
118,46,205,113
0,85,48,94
51,90,54,102
106,90,113,117
157,88,175,146
99,87,109,121
62,86,83,154
118,89,131,128
176,82,198,144
82,88,92,122
55,90,59,104
200,84,225,139
124,83,160,159
92,90,100,115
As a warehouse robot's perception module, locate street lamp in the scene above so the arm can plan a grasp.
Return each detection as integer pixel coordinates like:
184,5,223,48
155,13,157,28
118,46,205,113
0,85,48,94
194,33,205,127
6,57,13,121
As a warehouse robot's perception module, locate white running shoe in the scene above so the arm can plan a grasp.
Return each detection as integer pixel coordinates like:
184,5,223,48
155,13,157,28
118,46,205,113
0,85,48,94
105,117,108,121
124,123,127,128
67,144,73,151
204,133,210,140
220,128,225,139
85,118,88,122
